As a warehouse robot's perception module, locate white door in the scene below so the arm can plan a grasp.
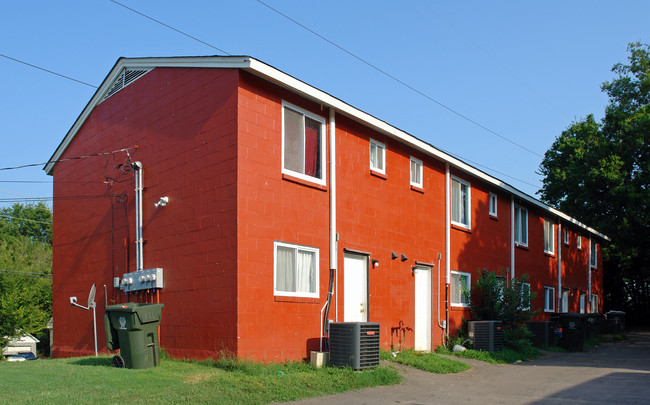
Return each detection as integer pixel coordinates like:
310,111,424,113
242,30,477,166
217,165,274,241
414,265,432,351
344,253,368,322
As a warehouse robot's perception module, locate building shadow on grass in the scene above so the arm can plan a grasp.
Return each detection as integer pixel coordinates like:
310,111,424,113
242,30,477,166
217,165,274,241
71,357,112,367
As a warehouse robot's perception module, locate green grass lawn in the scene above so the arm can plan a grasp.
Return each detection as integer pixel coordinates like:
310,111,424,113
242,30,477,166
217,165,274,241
0,356,401,404
434,345,541,364
380,349,471,373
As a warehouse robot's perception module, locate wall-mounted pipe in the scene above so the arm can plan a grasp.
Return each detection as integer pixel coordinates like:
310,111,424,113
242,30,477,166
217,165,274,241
436,252,446,345
320,108,337,351
444,163,450,343
558,220,562,312
133,161,143,272
510,195,515,281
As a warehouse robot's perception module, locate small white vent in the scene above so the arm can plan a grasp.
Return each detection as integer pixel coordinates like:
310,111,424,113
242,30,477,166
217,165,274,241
101,68,152,102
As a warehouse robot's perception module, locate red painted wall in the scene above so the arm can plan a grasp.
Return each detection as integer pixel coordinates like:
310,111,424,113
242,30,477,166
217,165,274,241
335,114,447,351
235,72,331,361
52,67,240,358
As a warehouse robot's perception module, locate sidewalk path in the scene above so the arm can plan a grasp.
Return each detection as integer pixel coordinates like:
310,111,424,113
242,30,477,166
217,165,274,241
276,330,650,405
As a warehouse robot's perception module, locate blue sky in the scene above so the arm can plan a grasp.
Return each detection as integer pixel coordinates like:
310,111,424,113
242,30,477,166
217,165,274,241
1,1,648,208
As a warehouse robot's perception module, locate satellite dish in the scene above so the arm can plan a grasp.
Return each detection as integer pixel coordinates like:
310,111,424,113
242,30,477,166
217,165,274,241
88,284,96,308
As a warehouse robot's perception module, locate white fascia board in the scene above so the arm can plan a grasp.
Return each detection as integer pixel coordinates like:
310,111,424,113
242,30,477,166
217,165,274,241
245,58,609,241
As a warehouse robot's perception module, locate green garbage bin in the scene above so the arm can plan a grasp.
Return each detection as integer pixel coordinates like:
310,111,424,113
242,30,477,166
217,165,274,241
104,303,164,369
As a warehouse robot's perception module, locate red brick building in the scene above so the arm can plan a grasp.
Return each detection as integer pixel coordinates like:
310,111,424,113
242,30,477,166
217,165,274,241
46,56,607,362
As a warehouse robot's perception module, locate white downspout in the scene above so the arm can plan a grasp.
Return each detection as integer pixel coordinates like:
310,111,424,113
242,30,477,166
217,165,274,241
510,195,515,282
134,161,144,272
320,109,337,353
444,163,450,341
329,109,337,321
558,221,562,312
586,238,593,313
445,164,451,284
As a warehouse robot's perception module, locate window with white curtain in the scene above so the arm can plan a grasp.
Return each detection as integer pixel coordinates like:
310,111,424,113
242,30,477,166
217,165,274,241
521,282,531,310
514,205,528,246
282,101,326,185
410,156,423,188
544,286,555,312
489,193,498,217
274,241,319,298
451,271,471,306
369,138,386,174
451,177,471,228
544,219,555,254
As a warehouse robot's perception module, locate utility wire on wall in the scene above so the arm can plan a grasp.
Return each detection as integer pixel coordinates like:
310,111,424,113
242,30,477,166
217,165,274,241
0,147,137,172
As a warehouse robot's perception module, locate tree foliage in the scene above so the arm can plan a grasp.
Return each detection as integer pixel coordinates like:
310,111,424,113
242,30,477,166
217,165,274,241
538,42,650,323
470,269,538,350
0,203,52,351
470,269,536,328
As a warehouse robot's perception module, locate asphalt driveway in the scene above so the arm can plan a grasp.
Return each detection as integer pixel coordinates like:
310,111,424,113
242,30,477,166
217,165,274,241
277,330,650,405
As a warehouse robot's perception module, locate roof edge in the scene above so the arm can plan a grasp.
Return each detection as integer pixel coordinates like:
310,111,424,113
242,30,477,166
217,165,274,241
44,55,609,241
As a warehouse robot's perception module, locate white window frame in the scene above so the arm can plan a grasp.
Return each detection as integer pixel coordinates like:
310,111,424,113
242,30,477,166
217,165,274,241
577,235,582,250
410,156,423,188
521,282,531,310
579,292,586,314
450,270,471,307
544,219,555,255
273,241,320,298
489,193,498,217
281,101,327,186
564,228,569,245
590,239,598,268
451,177,471,229
514,205,528,246
544,286,555,312
561,288,570,313
591,294,599,313
369,138,386,174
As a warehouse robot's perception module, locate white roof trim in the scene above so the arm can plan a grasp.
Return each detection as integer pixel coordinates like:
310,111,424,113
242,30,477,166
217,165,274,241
44,56,609,241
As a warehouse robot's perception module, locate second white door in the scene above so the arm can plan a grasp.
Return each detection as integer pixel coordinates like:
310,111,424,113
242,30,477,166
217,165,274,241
414,265,432,351
344,253,368,322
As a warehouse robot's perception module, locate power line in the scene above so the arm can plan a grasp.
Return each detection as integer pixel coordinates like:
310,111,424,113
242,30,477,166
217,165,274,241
254,0,543,158
0,214,52,225
0,53,98,88
0,269,51,278
108,0,231,55
0,146,137,172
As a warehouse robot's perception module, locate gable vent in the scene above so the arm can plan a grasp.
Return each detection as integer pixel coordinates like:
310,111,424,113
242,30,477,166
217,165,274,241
101,68,152,102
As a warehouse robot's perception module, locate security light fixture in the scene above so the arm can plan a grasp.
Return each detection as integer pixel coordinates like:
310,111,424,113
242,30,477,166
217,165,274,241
155,196,169,207
372,259,379,268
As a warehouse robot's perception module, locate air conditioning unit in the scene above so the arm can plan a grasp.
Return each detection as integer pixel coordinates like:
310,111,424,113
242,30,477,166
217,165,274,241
329,322,380,369
468,320,503,351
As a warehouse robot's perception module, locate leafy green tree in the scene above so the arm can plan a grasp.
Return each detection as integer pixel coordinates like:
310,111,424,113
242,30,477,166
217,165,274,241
470,269,536,328
0,203,52,352
470,269,538,349
538,42,650,323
